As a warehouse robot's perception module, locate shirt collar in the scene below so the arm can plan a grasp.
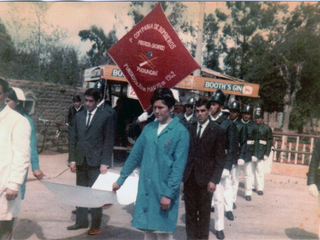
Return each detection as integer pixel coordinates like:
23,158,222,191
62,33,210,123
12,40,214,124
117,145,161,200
184,113,193,121
210,112,223,121
241,118,251,124
75,105,82,111
197,119,209,129
88,107,98,117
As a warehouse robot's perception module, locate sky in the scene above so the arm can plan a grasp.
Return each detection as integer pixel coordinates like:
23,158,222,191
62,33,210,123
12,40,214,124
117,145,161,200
0,1,303,58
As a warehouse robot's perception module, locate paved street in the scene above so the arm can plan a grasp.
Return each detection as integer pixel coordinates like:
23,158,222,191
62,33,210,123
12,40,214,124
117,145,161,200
12,151,319,240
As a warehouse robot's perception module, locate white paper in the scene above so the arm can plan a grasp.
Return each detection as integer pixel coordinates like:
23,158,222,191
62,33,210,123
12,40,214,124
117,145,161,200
42,181,118,208
92,172,139,205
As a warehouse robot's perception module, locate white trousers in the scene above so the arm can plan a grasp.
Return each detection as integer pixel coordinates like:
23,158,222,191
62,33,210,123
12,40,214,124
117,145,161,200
144,231,172,240
224,168,235,212
252,160,264,191
244,162,253,196
213,176,229,231
232,165,241,203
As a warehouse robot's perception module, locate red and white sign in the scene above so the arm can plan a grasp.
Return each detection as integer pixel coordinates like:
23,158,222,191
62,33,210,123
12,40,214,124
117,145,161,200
108,3,200,110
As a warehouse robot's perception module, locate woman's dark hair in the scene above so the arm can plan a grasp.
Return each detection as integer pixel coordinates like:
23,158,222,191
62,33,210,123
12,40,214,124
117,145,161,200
150,88,176,109
7,88,27,116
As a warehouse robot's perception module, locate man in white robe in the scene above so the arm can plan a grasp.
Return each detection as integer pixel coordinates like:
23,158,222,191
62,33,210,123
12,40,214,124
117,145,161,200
0,78,30,239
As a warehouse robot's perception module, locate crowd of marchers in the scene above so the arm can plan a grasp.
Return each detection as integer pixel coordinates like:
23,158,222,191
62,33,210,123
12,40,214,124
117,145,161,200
0,76,277,240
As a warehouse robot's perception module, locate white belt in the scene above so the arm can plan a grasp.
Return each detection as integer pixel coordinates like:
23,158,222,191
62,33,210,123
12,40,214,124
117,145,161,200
259,140,267,145
247,140,255,145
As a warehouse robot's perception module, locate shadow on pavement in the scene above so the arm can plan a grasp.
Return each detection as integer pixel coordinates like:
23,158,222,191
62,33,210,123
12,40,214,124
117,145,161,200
173,225,187,240
63,226,144,240
285,227,318,239
13,218,45,239
121,203,135,217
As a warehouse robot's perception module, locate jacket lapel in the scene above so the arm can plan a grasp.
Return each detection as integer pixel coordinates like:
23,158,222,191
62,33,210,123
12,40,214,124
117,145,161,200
79,110,87,130
190,122,198,146
87,108,100,129
199,122,210,143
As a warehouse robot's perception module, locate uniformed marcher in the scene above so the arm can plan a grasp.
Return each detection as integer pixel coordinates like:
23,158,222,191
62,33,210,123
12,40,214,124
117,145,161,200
253,108,273,195
224,101,247,211
177,97,197,126
241,104,259,201
221,103,230,118
307,139,320,238
209,90,238,239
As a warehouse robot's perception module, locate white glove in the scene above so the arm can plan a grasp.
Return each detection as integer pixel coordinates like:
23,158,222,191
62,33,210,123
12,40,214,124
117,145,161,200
237,159,245,166
308,184,319,198
264,155,268,161
251,156,258,162
138,112,149,123
221,169,230,178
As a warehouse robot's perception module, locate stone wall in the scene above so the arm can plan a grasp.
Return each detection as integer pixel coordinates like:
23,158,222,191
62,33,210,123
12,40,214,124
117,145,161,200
7,79,85,133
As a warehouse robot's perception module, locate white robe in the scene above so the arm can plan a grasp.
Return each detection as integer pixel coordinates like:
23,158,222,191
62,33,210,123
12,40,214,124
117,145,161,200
0,105,30,220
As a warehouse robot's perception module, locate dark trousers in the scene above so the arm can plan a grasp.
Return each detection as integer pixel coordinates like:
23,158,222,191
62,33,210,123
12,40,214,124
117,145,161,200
0,219,14,240
184,170,213,240
67,126,73,162
76,160,102,229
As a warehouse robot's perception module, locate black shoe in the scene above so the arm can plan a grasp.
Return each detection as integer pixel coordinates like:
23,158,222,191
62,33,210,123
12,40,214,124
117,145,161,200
226,211,234,221
245,195,252,201
233,203,236,209
216,230,225,239
252,188,257,192
257,191,263,195
72,209,91,214
67,223,89,230
210,207,215,212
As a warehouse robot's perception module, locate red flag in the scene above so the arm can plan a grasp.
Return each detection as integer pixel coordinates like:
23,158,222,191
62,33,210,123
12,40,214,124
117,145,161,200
108,3,200,110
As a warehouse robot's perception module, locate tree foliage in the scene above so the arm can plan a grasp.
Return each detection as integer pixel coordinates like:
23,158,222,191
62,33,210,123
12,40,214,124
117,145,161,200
0,19,16,78
79,26,118,67
3,2,80,86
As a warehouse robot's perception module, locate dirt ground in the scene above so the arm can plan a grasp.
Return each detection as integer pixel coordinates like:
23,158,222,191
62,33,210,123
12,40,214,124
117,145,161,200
11,151,320,240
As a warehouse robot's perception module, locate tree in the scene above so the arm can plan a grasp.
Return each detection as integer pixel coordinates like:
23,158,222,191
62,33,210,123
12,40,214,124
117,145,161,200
79,26,118,67
0,19,16,78
5,2,80,85
273,3,320,132
202,11,226,72
126,2,196,54
245,33,287,113
222,2,288,79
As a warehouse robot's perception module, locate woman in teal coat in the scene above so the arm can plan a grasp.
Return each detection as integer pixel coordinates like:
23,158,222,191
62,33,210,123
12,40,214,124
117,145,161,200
113,88,189,240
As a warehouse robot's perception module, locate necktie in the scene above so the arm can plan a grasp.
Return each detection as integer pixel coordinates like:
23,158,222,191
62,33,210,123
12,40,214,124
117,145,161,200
197,125,202,140
86,113,92,128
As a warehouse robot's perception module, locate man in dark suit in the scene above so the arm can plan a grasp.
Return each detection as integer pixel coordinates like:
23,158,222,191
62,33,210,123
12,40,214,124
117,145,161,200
66,95,84,127
67,88,115,235
66,95,84,162
183,99,226,240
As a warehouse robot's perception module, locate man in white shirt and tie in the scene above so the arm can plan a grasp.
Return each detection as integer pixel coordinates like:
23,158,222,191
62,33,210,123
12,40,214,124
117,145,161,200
68,88,115,235
183,99,226,240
